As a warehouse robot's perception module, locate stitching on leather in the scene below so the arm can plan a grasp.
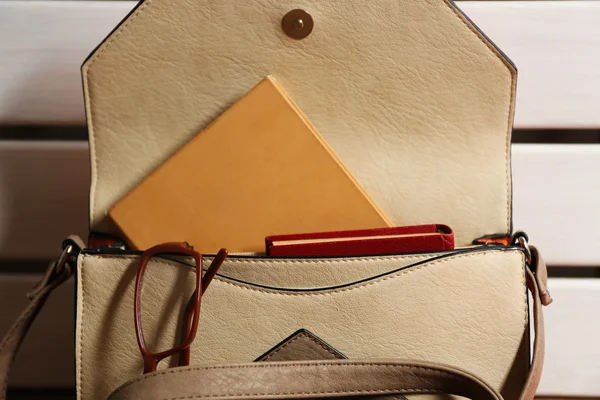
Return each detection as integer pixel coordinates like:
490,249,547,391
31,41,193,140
297,333,343,359
520,253,527,327
184,251,513,296
85,253,442,266
84,0,156,227
309,339,342,359
440,0,515,233
109,362,464,396
84,250,520,296
262,331,341,360
168,388,445,399
80,253,435,271
78,257,86,399
213,254,434,264
82,73,96,231
520,253,529,387
84,0,516,235
80,252,435,268
80,251,529,397
261,332,304,360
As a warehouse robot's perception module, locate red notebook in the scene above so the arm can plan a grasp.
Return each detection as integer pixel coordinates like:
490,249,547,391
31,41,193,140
265,224,454,257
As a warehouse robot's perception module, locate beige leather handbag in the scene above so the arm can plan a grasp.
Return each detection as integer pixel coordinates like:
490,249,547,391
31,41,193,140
1,0,553,399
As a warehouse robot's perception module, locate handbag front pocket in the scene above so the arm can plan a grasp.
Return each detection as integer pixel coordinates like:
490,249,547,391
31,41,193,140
76,247,529,400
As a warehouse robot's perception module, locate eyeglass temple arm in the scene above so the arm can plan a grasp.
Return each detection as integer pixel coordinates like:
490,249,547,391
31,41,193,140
178,248,228,366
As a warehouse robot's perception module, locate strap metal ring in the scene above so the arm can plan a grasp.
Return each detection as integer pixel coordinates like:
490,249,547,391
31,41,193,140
55,244,73,275
515,234,532,265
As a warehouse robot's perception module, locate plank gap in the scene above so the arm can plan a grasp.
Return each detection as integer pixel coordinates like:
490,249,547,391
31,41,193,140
2,126,600,144
513,129,600,144
0,126,87,141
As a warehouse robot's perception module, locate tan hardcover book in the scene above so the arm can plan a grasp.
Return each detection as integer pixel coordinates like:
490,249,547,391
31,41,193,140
108,76,392,253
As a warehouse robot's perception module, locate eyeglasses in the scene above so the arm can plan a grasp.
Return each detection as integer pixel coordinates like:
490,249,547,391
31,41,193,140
134,242,228,373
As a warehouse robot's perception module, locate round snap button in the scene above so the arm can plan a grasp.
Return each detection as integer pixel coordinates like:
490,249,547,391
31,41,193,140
282,9,314,40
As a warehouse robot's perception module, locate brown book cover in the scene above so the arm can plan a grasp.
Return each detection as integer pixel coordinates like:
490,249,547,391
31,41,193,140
108,76,392,253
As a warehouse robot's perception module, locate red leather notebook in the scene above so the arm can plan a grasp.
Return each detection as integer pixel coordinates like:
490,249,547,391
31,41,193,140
265,224,454,257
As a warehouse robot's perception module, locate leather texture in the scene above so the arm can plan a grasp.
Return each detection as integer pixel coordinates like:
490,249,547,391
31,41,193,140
256,333,407,400
0,236,85,400
0,261,72,397
256,329,346,361
107,360,504,400
521,246,550,400
76,248,530,400
81,0,516,247
187,251,442,288
0,242,550,400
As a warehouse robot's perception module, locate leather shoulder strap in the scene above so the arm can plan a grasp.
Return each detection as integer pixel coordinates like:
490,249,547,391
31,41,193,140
0,236,82,399
108,360,504,400
0,242,550,400
521,246,552,399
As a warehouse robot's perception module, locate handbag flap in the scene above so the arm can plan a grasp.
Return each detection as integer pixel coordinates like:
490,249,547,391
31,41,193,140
82,0,516,247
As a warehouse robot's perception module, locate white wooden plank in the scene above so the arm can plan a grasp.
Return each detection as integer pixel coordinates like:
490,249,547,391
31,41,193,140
0,1,135,124
0,274,74,387
537,278,600,396
460,1,600,129
1,1,600,128
2,274,598,395
0,141,89,260
513,144,600,266
1,142,598,266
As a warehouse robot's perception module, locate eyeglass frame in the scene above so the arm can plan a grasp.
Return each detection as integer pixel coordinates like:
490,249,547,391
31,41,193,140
133,242,227,373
